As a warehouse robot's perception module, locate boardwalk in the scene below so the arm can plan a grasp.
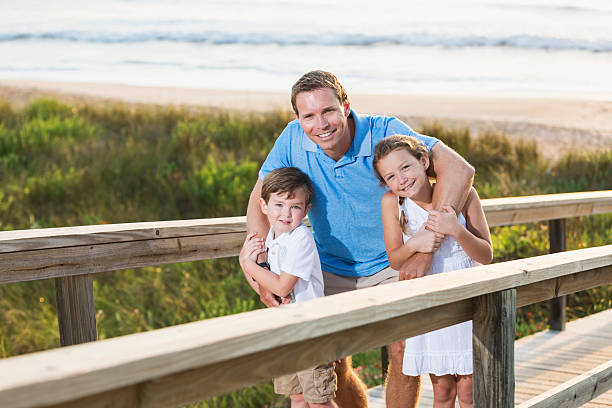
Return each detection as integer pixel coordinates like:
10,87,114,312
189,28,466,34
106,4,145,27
368,308,612,407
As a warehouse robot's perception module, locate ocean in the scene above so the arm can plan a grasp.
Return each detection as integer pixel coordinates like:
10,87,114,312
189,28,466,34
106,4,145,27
2,0,612,99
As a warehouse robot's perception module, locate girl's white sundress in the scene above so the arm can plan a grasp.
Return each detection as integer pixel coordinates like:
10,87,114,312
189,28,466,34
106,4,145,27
400,197,474,376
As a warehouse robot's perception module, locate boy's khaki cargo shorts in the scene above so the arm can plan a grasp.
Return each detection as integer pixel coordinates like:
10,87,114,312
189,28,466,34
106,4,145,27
274,361,336,403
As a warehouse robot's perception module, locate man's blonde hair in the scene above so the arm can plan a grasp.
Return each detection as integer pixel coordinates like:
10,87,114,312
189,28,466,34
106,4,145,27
290,70,349,115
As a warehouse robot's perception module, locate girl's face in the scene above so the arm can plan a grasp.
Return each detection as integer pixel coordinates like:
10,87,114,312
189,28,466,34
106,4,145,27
377,148,430,200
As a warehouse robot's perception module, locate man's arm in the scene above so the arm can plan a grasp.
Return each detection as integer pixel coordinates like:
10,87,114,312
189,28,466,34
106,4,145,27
399,142,474,280
427,142,475,213
387,118,474,211
240,179,267,292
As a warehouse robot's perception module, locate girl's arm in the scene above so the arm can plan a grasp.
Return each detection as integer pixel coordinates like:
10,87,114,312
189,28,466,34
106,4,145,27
381,192,442,270
426,187,493,265
242,259,299,298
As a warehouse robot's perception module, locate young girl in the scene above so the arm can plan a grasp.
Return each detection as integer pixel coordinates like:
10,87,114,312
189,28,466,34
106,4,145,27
373,135,493,408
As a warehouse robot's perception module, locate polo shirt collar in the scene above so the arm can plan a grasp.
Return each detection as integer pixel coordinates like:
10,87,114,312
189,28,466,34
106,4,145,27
352,110,372,158
302,130,318,152
300,110,372,158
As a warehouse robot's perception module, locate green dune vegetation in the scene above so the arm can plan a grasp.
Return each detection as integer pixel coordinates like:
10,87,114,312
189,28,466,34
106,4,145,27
0,97,610,407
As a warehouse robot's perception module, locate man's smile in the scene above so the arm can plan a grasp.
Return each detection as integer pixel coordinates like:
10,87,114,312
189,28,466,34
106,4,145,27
316,129,334,140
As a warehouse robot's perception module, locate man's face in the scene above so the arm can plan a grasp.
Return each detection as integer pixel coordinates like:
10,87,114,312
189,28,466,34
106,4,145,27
295,88,351,161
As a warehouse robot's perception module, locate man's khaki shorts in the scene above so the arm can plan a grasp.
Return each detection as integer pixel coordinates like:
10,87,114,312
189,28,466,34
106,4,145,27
323,266,399,296
274,361,336,403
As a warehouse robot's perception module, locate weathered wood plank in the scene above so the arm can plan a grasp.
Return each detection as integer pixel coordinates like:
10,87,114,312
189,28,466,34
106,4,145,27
549,295,568,330
2,300,475,408
516,360,612,408
516,348,612,376
55,274,97,346
0,210,609,286
0,232,245,284
0,192,610,262
368,310,612,408
43,385,140,408
514,309,612,406
0,247,610,408
516,266,612,307
482,191,612,227
0,217,247,253
0,192,609,285
473,289,516,408
549,218,568,331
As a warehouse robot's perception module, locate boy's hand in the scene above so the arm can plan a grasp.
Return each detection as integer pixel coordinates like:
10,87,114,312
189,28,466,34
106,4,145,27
426,206,460,237
241,232,266,262
410,225,443,253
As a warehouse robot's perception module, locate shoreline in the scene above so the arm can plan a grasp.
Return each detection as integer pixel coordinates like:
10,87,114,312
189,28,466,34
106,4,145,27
2,79,611,159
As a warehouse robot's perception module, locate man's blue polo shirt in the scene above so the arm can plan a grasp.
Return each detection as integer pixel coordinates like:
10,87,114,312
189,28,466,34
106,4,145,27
259,110,439,277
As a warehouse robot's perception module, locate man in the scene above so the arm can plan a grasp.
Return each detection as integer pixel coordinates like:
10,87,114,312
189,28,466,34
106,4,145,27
239,71,474,408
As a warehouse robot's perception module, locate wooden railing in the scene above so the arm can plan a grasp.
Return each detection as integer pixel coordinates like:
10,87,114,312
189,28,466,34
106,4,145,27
0,245,610,407
0,191,611,407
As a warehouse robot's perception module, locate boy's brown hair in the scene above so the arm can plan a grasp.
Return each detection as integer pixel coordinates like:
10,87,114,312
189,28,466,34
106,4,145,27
372,134,429,184
261,167,314,205
290,70,349,115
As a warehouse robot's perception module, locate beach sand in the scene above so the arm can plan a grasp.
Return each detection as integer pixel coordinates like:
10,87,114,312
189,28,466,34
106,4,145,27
2,79,611,159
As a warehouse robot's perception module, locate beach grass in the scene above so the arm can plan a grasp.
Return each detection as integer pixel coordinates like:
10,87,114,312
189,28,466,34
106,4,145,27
0,97,610,406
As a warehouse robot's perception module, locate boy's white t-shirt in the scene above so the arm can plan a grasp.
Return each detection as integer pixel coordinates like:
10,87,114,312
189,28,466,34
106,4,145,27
265,223,325,302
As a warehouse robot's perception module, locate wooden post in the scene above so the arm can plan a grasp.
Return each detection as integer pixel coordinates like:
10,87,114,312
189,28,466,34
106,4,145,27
548,219,567,331
381,346,389,383
55,274,97,346
473,289,516,407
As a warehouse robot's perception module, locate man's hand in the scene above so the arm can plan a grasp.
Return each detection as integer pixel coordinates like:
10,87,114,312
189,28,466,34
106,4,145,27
259,286,282,307
426,206,460,237
259,285,292,307
399,252,433,280
255,260,293,307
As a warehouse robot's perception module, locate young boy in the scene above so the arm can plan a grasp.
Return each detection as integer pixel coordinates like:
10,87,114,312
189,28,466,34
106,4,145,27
239,167,337,408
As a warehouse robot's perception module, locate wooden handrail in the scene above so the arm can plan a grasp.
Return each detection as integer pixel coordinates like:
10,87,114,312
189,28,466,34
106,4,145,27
0,217,247,253
516,360,612,408
1,191,611,285
481,190,612,226
0,191,612,407
0,245,610,408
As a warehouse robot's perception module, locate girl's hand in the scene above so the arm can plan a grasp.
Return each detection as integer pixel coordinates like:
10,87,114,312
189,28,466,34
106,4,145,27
410,225,444,253
426,206,460,237
241,232,266,262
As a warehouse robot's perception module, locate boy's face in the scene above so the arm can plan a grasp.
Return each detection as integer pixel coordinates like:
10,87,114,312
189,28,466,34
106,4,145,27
260,189,310,237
